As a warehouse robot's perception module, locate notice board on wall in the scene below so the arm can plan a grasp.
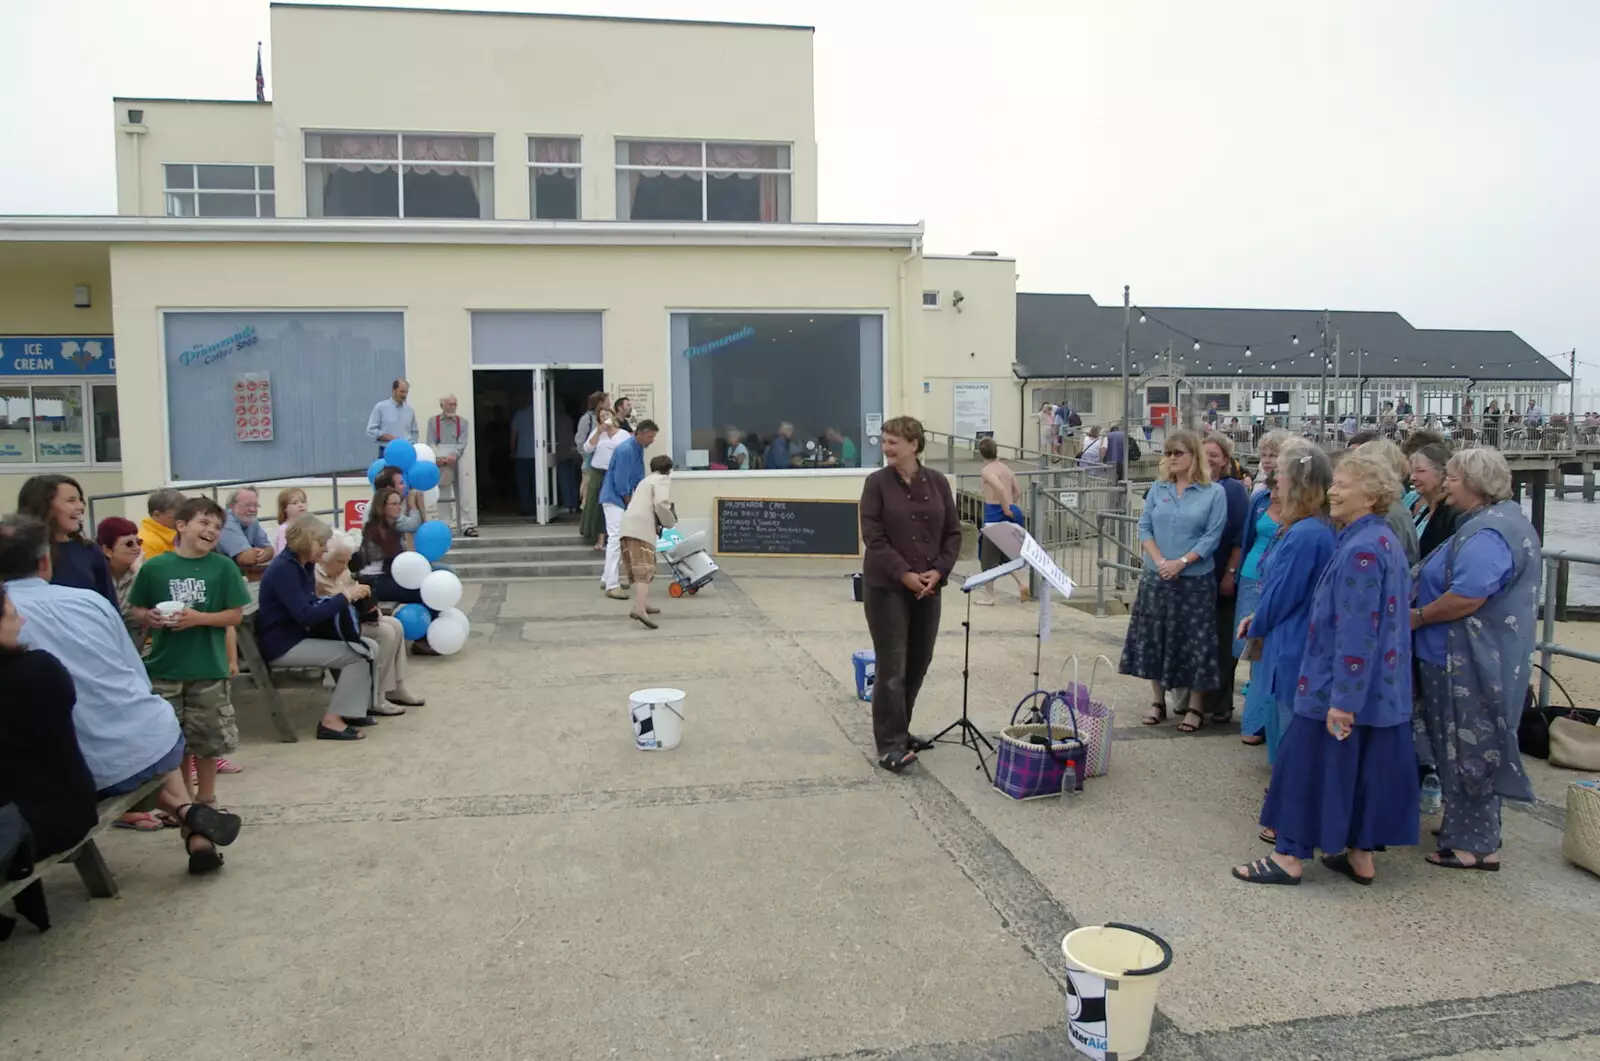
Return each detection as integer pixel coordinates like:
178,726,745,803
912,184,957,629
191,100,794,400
714,498,861,558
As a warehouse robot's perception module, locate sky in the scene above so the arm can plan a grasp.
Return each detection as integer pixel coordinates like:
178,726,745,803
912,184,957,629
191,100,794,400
1,0,1596,394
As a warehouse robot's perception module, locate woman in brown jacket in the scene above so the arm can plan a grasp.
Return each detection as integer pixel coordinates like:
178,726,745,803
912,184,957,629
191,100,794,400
859,416,962,772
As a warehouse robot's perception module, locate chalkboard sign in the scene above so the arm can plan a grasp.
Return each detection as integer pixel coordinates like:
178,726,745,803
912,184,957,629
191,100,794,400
714,497,861,558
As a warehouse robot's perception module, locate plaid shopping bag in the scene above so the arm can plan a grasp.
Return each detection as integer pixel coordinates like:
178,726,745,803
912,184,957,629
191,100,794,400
993,690,1085,801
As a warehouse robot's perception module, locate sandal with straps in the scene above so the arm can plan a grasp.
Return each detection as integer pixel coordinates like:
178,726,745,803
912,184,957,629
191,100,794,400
1177,709,1204,733
1142,701,1167,727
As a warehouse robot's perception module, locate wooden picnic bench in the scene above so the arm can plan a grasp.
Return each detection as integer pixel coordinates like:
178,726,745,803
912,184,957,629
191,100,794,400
0,777,166,908
236,601,298,743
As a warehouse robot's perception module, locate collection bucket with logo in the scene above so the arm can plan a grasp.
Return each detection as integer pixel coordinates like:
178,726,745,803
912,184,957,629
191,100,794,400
628,688,686,751
1061,923,1173,1061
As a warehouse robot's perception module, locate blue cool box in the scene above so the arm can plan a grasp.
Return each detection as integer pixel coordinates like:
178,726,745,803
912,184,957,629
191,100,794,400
852,650,876,702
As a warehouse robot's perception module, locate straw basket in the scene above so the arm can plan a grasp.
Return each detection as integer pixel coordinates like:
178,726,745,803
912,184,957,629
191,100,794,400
1564,779,1600,877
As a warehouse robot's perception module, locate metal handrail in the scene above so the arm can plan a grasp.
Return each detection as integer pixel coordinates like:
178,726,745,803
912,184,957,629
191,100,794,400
1538,549,1600,708
88,471,359,530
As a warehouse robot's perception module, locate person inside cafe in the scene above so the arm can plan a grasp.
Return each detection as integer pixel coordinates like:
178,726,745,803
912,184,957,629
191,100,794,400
764,422,798,470
218,486,274,581
721,426,750,469
825,427,858,467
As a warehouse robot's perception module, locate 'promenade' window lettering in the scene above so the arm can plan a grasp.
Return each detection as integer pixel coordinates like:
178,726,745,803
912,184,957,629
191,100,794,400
682,326,755,360
180,327,259,368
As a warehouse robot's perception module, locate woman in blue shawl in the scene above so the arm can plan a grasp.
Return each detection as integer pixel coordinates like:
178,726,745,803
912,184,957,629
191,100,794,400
1234,447,1419,885
1410,447,1539,871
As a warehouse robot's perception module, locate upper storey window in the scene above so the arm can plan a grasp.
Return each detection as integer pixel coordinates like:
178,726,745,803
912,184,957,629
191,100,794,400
305,132,494,219
616,140,791,223
529,137,581,220
165,164,275,217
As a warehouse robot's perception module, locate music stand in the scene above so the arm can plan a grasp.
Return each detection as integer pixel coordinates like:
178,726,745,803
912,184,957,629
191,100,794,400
932,525,1078,779
932,557,1025,779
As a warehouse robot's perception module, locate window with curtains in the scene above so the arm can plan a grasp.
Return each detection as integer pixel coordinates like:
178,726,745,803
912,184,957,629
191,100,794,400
305,132,495,219
528,137,581,219
616,140,791,222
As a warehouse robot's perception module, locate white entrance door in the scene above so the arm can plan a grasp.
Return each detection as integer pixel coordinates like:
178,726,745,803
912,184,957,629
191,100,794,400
532,367,553,524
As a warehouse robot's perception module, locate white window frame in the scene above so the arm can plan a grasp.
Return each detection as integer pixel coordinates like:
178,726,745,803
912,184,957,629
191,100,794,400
0,378,121,470
527,136,582,220
921,290,941,310
163,163,275,218
615,139,793,223
304,130,495,219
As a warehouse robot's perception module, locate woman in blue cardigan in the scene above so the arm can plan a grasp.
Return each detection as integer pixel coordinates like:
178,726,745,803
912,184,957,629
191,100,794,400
1235,447,1419,886
256,515,380,741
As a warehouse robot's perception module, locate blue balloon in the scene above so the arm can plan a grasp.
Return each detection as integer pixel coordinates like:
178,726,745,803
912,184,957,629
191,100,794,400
394,603,432,641
384,439,418,471
367,458,388,486
414,519,453,562
405,459,441,492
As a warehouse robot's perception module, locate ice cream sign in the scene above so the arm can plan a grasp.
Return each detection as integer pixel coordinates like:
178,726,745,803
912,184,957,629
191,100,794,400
0,337,116,375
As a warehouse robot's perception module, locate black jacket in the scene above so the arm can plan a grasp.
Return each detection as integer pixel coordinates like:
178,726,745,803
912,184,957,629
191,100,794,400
0,648,98,857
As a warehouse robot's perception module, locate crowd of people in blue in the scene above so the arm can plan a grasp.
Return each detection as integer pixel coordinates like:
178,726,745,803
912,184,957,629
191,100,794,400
1122,425,1541,883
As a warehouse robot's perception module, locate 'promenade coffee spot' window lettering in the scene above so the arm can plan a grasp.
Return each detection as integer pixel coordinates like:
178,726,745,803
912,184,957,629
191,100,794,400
682,325,755,360
179,326,259,368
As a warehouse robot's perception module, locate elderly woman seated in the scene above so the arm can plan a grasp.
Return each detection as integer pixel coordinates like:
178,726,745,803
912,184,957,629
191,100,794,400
256,515,382,741
316,530,424,713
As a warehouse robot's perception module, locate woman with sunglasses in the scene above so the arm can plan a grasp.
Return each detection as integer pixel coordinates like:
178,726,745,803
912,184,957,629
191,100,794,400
1122,429,1228,734
94,516,146,648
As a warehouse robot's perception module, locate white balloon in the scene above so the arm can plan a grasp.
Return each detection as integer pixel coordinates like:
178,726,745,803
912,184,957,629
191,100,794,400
413,443,436,464
420,569,463,611
426,614,469,655
391,550,432,590
437,606,468,629
423,486,441,509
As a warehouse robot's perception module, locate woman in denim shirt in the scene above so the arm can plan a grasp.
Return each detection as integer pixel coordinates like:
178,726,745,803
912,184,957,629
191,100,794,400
1122,430,1228,735
1234,448,1418,886
1235,441,1336,770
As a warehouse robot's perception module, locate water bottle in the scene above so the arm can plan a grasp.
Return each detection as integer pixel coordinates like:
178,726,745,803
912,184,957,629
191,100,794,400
1420,772,1443,816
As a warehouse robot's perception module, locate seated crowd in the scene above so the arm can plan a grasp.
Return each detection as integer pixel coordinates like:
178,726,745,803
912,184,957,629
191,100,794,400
1,474,450,936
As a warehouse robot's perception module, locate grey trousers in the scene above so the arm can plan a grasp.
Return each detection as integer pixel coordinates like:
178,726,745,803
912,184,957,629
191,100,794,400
270,637,379,720
863,584,942,756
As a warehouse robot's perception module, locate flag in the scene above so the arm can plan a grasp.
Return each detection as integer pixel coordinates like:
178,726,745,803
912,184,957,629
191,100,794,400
255,42,265,102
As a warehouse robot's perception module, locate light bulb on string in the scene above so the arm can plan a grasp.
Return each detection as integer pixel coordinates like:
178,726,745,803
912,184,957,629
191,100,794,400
1193,341,1200,351
1244,347,1252,358
1139,314,1147,324
1292,335,1299,345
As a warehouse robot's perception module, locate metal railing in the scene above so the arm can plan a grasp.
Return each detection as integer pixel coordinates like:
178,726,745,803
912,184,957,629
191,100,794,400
88,471,360,532
1538,549,1600,709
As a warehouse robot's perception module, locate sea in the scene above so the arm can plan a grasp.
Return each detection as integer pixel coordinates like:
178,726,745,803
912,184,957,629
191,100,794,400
1525,477,1600,607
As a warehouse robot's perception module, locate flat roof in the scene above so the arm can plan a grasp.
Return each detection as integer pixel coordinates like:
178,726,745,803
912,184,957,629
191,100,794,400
0,216,921,251
270,3,813,33
112,97,268,105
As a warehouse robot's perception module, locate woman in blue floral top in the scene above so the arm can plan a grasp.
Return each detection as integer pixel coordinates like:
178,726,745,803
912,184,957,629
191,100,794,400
1234,448,1419,886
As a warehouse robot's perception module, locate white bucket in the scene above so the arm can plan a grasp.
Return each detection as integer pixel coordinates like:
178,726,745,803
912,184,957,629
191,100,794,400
1061,923,1173,1061
628,688,686,751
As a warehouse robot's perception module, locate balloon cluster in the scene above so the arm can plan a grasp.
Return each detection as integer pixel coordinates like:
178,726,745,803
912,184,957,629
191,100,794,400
366,438,441,493
373,440,469,656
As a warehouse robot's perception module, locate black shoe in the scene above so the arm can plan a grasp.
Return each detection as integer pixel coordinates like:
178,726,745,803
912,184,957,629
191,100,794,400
316,723,364,741
907,735,936,753
179,802,242,847
345,715,378,727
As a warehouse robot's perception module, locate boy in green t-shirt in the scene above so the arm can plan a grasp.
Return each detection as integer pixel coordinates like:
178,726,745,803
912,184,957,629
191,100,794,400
129,497,251,808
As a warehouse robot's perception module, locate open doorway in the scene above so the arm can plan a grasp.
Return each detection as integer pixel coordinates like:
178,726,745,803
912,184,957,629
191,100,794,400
470,367,602,523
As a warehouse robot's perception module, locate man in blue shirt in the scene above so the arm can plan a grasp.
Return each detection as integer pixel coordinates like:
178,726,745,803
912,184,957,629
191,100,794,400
366,378,419,457
599,420,659,598
1,516,244,874
218,485,274,580
763,422,796,470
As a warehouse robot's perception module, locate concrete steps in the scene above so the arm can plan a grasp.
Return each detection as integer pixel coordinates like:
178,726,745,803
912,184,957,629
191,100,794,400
447,528,601,581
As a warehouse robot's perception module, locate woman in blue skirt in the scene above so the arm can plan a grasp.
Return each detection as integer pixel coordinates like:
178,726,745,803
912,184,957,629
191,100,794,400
1233,447,1419,886
1233,431,1288,745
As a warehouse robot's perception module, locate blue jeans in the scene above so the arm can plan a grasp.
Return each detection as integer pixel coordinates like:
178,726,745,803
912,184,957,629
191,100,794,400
557,458,580,512
97,737,186,798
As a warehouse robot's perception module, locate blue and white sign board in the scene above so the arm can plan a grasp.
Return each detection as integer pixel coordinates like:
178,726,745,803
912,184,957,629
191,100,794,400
0,337,116,376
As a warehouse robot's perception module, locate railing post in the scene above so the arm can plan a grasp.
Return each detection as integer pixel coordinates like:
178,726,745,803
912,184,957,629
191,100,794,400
1557,558,1570,622
1028,479,1043,600
1539,555,1557,710
1095,514,1107,617
946,436,956,476
331,473,342,530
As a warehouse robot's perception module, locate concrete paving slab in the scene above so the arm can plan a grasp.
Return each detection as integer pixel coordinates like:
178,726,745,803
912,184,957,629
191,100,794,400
917,735,1600,1034
0,792,1061,1061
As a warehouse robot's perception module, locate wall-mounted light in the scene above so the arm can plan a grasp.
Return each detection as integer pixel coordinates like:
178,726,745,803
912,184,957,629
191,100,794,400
73,284,91,309
952,290,965,313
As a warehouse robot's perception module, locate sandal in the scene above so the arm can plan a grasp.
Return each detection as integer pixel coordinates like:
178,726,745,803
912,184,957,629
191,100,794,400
178,802,241,847
1427,849,1500,871
1176,710,1204,733
1231,856,1301,885
1142,702,1167,727
1258,827,1276,844
1321,851,1375,885
317,723,365,741
215,757,242,775
878,748,918,773
113,812,163,832
1240,734,1265,746
185,833,225,876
